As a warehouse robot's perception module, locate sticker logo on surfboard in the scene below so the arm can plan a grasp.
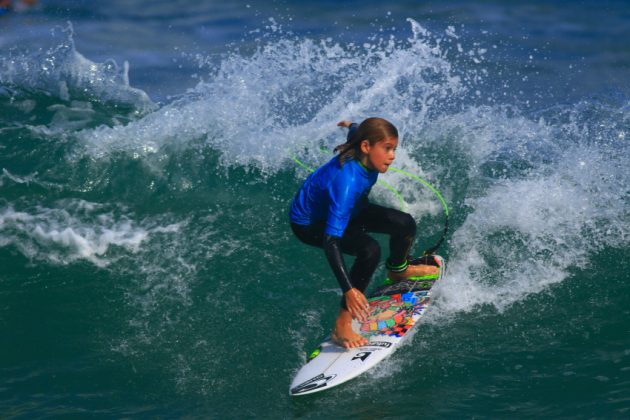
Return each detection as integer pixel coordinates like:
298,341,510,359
290,373,337,395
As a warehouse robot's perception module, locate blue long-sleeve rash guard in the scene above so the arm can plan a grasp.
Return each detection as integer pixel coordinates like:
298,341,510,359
289,156,378,236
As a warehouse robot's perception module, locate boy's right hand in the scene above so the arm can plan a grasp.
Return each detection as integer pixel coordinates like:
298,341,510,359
344,288,370,321
337,120,353,128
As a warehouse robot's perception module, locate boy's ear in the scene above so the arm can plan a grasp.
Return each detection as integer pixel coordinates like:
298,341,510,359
359,140,370,154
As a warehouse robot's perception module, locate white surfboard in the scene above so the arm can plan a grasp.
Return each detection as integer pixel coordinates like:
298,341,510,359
290,255,445,396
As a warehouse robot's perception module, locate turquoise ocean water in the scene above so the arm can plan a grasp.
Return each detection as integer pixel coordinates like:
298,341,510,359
1,1,629,417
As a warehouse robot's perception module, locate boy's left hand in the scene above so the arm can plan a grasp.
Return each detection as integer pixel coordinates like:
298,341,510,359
344,288,370,321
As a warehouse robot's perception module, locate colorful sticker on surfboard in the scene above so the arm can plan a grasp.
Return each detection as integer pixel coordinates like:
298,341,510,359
359,293,429,338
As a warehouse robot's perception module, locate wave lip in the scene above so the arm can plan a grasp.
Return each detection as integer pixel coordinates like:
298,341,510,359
0,23,155,112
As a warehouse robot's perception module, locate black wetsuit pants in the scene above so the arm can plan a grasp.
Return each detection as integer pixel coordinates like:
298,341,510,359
291,203,417,307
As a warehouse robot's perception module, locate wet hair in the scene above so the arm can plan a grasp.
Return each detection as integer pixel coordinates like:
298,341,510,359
334,117,399,165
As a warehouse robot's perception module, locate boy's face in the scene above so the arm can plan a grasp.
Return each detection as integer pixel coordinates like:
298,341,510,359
361,137,398,173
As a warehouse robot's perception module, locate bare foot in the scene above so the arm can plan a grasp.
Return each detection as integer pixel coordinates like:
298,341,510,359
332,309,368,349
332,326,368,349
388,264,439,282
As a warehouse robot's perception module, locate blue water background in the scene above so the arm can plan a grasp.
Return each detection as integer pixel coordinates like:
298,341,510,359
1,0,629,418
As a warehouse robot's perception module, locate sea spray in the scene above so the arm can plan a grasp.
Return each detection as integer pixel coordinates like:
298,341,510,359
0,23,154,113
75,19,478,171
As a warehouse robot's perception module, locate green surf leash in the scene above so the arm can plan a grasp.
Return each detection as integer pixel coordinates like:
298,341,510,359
289,148,449,256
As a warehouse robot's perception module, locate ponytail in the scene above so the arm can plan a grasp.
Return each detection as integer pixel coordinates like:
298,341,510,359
334,117,398,165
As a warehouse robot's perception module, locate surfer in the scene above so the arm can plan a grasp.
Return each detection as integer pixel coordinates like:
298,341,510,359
289,117,438,349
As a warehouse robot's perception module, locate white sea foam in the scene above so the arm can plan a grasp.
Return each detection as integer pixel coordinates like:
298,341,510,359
0,200,177,267
429,105,630,318
0,168,39,187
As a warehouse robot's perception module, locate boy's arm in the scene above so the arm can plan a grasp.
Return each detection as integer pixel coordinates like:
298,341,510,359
322,234,369,321
322,234,353,293
337,120,358,142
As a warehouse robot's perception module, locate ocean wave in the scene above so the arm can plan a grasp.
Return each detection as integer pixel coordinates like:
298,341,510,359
74,19,479,169
2,16,629,364
0,22,155,114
